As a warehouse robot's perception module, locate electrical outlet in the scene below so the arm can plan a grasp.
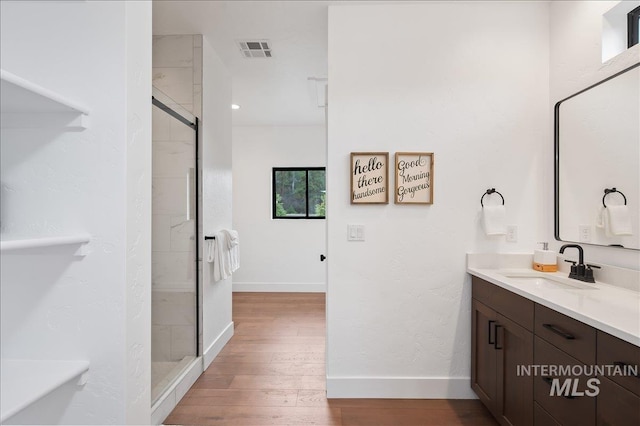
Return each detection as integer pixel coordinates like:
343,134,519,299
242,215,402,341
579,225,591,242
506,225,518,242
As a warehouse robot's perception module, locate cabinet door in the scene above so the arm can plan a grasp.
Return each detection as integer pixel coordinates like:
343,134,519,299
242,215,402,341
596,376,640,426
496,313,534,426
534,402,561,426
597,331,640,397
472,299,498,415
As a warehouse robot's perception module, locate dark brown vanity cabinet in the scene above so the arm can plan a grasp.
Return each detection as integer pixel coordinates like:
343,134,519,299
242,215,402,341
596,375,640,426
472,276,534,425
533,336,595,426
533,304,597,426
471,276,640,426
596,331,640,426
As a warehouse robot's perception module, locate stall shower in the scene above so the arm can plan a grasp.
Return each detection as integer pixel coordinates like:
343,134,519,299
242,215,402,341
151,87,199,404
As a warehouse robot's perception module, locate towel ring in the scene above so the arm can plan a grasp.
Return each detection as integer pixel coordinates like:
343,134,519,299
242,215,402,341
481,188,504,207
602,188,627,208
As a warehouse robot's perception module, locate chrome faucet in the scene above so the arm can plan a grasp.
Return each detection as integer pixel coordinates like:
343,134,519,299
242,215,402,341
559,244,599,283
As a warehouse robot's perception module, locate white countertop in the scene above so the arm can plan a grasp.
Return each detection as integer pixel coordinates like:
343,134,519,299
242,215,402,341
467,264,640,347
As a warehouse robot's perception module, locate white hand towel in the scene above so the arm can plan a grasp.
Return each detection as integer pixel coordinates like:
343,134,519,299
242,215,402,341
482,205,507,236
209,230,239,282
221,229,240,272
206,239,215,263
595,207,605,229
606,205,633,236
212,232,231,282
222,229,239,248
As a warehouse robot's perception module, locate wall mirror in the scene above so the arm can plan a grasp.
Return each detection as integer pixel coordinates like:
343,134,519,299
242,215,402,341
555,63,639,250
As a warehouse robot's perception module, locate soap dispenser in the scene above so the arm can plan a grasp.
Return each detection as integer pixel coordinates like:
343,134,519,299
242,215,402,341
533,242,558,272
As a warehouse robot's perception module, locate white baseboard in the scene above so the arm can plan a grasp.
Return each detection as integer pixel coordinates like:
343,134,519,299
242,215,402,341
233,282,326,293
326,376,477,399
203,321,234,369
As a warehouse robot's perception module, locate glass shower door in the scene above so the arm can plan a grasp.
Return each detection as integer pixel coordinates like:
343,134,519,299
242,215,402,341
150,87,199,404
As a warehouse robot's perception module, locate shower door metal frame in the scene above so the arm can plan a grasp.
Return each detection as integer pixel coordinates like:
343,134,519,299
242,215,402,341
151,95,201,357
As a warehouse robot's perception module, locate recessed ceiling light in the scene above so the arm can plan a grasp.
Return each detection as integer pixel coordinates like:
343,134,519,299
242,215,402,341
231,104,240,110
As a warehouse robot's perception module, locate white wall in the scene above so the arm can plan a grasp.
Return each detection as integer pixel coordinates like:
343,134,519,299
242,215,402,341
125,2,153,423
326,2,549,398
232,126,327,292
0,1,151,424
201,36,234,368
548,0,640,270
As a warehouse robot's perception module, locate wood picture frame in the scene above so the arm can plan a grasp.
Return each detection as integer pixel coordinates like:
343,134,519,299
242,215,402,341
350,152,389,204
394,152,434,204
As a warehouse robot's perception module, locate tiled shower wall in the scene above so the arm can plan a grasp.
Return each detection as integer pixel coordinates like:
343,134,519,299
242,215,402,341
151,35,202,362
153,34,202,118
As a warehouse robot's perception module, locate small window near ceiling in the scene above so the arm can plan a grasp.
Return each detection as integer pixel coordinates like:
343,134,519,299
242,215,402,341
272,167,326,219
629,6,640,48
602,2,640,62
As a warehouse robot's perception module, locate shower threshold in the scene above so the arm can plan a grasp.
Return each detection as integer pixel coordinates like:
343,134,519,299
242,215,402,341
151,356,196,405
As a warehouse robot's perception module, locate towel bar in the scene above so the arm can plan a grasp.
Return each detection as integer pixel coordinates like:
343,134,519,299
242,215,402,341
602,188,627,207
204,236,216,240
481,188,505,207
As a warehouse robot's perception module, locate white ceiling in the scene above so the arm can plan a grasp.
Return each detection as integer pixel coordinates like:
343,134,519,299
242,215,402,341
153,1,329,126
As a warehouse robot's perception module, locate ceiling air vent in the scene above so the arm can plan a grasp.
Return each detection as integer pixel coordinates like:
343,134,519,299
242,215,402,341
237,40,272,58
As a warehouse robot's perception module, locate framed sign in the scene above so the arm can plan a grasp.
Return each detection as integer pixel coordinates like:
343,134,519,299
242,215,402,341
395,152,434,204
350,152,389,204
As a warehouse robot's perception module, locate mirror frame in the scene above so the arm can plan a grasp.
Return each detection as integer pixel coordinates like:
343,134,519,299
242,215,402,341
554,62,640,250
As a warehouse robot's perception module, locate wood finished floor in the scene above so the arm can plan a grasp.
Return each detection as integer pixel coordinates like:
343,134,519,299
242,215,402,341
164,292,497,426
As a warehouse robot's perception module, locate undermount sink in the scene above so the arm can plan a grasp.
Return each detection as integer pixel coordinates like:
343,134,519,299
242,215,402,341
504,275,597,290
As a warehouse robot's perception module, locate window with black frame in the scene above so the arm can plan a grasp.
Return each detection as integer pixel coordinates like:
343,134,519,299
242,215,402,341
629,5,640,48
272,167,326,219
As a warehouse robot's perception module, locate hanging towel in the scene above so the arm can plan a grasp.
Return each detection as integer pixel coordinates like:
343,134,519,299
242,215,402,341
605,205,633,236
482,205,507,236
221,229,240,273
208,230,240,282
595,207,606,229
206,239,216,263
209,231,228,282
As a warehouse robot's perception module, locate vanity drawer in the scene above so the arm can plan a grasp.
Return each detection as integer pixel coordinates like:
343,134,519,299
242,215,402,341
597,331,640,397
472,276,534,331
535,304,596,365
534,336,595,426
596,376,640,426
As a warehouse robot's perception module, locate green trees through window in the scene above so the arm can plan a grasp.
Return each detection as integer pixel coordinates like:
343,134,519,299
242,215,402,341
272,167,326,219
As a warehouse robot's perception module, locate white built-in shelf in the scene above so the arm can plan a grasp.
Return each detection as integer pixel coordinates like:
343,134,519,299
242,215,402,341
0,359,90,422
0,69,90,129
0,234,91,253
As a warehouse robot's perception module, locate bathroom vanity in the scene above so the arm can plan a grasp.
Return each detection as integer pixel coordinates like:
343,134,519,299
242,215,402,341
467,254,640,426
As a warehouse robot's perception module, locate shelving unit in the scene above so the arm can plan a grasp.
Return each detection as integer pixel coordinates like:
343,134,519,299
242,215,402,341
0,359,90,423
0,69,90,129
0,234,92,253
1,68,94,421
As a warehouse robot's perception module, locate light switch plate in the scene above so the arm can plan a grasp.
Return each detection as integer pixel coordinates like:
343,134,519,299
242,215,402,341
506,225,518,242
347,224,365,241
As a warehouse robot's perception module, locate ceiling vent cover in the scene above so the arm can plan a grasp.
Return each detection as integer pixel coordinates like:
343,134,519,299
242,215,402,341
237,40,272,58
